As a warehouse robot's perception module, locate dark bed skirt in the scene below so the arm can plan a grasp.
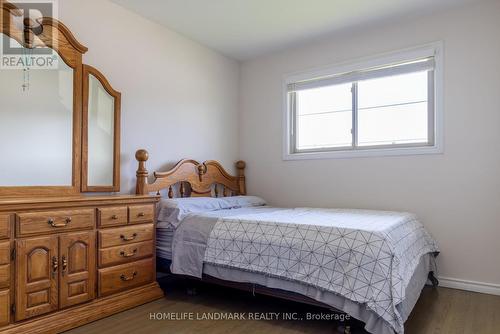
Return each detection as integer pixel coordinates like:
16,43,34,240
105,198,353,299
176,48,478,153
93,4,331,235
156,254,437,334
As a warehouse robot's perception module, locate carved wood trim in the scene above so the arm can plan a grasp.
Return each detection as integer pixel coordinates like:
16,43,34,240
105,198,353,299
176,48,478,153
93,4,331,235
81,65,121,193
0,1,87,66
135,150,246,197
37,17,88,54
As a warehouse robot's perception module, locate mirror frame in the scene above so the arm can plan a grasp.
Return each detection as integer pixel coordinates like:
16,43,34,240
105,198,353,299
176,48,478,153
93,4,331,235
0,1,87,197
82,65,121,192
0,1,121,196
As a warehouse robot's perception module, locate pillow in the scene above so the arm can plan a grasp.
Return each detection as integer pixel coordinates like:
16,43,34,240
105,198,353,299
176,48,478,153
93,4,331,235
157,197,223,228
218,196,267,209
156,195,267,228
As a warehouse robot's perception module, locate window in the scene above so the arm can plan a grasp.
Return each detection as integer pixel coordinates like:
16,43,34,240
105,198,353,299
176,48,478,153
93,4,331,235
283,43,443,160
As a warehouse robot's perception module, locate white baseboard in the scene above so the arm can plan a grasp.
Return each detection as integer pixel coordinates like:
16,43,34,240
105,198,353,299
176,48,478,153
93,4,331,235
438,276,500,296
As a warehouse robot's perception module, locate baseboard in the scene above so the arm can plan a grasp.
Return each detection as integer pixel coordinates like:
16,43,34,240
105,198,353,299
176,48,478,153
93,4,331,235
438,276,500,296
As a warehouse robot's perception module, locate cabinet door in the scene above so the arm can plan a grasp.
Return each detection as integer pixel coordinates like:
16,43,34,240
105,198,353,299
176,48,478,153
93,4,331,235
59,231,96,308
16,236,59,321
0,290,9,327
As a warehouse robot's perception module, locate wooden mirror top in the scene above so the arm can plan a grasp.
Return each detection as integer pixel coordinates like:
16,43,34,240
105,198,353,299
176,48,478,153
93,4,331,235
1,0,88,63
0,0,120,197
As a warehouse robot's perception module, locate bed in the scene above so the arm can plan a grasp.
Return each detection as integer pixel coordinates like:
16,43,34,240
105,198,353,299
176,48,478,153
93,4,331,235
135,150,439,334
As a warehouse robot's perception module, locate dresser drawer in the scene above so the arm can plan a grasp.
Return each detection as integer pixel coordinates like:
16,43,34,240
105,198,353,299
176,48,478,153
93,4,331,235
0,264,9,289
128,205,154,224
0,242,9,265
98,206,128,227
98,240,153,267
0,290,9,326
17,209,95,236
98,224,153,249
98,258,154,297
0,214,10,239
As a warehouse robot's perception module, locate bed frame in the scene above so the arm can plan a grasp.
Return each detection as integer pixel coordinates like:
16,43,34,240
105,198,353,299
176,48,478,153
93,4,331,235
134,150,343,308
135,149,246,197
135,149,438,330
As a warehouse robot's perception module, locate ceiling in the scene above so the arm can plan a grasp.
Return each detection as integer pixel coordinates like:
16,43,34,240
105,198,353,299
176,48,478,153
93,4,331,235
112,0,475,60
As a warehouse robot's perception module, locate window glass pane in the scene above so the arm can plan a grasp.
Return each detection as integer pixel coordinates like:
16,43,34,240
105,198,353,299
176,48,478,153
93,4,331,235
358,103,428,146
295,83,352,150
357,71,429,147
296,111,352,150
358,71,428,109
296,83,352,115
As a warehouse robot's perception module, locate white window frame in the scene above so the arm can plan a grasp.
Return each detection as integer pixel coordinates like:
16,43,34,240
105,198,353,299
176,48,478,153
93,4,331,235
282,42,444,160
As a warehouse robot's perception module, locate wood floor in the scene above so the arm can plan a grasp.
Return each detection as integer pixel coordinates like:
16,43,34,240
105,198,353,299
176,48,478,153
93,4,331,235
64,276,500,334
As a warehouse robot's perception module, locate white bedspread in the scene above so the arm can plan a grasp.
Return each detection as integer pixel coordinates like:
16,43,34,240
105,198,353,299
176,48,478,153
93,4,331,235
171,207,439,334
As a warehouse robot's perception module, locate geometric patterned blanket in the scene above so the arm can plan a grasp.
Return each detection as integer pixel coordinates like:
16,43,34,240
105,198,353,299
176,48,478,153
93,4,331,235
204,208,439,333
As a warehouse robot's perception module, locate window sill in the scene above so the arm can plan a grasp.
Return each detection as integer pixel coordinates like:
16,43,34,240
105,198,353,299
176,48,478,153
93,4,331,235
283,144,443,161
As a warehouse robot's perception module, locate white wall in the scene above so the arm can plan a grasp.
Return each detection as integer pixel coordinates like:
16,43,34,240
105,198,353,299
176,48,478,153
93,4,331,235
239,0,500,287
57,0,500,290
59,0,240,193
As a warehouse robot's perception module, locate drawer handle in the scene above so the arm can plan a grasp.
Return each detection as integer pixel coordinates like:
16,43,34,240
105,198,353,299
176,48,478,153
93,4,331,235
120,249,138,258
120,233,137,241
48,217,70,228
111,215,119,220
120,271,137,281
137,212,145,217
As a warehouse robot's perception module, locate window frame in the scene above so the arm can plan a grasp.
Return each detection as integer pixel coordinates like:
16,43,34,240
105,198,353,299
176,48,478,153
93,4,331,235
282,42,444,160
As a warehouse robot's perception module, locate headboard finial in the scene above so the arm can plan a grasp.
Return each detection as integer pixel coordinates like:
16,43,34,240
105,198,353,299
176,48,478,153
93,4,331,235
136,149,149,162
235,160,246,195
236,160,246,173
135,149,149,195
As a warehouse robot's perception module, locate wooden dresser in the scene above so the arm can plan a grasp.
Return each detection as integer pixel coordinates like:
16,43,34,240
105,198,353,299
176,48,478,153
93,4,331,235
0,195,163,334
0,2,163,332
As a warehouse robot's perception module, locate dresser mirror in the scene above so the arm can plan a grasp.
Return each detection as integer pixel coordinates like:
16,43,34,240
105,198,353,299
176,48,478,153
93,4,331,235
0,4,120,196
82,65,121,192
0,33,74,187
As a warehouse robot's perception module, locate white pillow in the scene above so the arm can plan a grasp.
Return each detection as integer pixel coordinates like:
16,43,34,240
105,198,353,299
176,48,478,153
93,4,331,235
157,197,223,227
156,196,266,227
218,196,267,209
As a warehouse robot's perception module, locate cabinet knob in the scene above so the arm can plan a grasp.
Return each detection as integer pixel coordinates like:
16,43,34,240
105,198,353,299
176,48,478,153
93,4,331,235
137,212,145,217
111,215,119,220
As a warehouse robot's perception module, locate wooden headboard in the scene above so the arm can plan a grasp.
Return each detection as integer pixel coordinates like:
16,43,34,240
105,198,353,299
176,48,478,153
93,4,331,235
135,149,246,198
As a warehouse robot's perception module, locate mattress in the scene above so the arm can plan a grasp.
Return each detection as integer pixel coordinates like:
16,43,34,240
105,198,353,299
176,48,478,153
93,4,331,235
157,225,175,260
158,206,439,334
156,206,268,260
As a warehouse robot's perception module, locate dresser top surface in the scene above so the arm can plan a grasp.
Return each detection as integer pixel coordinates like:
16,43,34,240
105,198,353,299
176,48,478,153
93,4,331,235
0,194,160,210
